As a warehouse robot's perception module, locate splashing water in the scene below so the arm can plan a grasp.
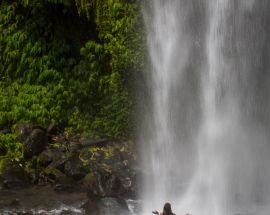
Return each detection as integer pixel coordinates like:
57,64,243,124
140,1,270,215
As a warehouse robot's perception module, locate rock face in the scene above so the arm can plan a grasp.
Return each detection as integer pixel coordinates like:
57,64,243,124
84,172,135,199
1,123,138,205
24,127,48,159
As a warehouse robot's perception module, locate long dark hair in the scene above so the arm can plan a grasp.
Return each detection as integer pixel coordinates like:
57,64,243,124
163,202,173,215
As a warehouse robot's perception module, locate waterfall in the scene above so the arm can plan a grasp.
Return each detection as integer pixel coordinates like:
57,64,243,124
140,1,270,215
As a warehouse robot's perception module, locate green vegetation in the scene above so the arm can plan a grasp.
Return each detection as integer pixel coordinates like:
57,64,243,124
0,0,145,142
0,0,145,168
0,134,24,162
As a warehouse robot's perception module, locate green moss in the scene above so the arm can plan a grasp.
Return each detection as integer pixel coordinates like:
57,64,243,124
44,166,73,184
0,158,11,173
80,172,96,189
50,143,63,149
0,157,25,175
37,153,49,167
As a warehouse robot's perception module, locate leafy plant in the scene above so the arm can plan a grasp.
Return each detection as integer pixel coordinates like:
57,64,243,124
0,0,145,139
0,134,24,161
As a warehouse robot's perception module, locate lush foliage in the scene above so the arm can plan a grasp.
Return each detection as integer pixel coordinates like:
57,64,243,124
0,134,24,161
0,0,145,140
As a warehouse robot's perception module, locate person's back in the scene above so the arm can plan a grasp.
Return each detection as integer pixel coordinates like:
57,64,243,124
152,202,176,215
160,212,176,215
152,203,191,215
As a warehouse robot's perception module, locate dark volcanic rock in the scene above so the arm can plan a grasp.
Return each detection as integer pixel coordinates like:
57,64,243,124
83,171,136,199
64,155,87,181
82,172,105,199
0,134,138,199
24,127,48,159
0,186,87,214
37,147,63,168
80,138,112,148
0,159,30,189
78,140,138,199
41,166,74,185
105,174,131,197
68,142,82,153
82,197,130,215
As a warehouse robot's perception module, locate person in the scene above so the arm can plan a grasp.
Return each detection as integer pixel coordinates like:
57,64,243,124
152,202,176,215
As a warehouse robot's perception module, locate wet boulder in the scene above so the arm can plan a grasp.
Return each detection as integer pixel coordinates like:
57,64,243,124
67,142,82,154
82,197,131,215
81,172,106,198
79,140,138,198
64,155,87,181
80,173,96,190
105,174,130,197
37,147,63,168
83,171,135,199
24,127,48,159
105,173,137,198
40,166,75,191
0,158,30,189
82,171,127,198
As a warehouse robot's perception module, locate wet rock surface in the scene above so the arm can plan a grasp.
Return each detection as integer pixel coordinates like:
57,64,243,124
0,121,140,215
0,186,140,215
24,127,48,159
0,158,30,189
0,124,139,214
83,197,131,215
0,186,87,214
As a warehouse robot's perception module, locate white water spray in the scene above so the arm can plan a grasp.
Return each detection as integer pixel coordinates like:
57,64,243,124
141,1,270,215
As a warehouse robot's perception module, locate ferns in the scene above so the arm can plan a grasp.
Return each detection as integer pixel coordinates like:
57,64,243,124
0,0,144,138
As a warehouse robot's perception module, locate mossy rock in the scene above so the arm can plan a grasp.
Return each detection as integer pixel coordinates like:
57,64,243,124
67,142,82,153
48,152,71,173
64,155,87,180
24,128,48,159
37,148,63,168
43,167,74,185
50,143,61,148
0,158,10,173
80,172,96,190
79,148,92,164
0,158,30,188
37,152,52,168
0,158,21,173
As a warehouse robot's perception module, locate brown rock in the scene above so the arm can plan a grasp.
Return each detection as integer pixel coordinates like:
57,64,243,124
24,127,48,159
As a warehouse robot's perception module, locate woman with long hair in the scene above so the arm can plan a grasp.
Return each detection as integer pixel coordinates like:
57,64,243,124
152,202,175,215
152,203,191,215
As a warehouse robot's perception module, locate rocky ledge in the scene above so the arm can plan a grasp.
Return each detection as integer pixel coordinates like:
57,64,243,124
0,124,141,214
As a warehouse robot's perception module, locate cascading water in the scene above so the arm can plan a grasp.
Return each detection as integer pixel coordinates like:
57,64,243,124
140,1,270,215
